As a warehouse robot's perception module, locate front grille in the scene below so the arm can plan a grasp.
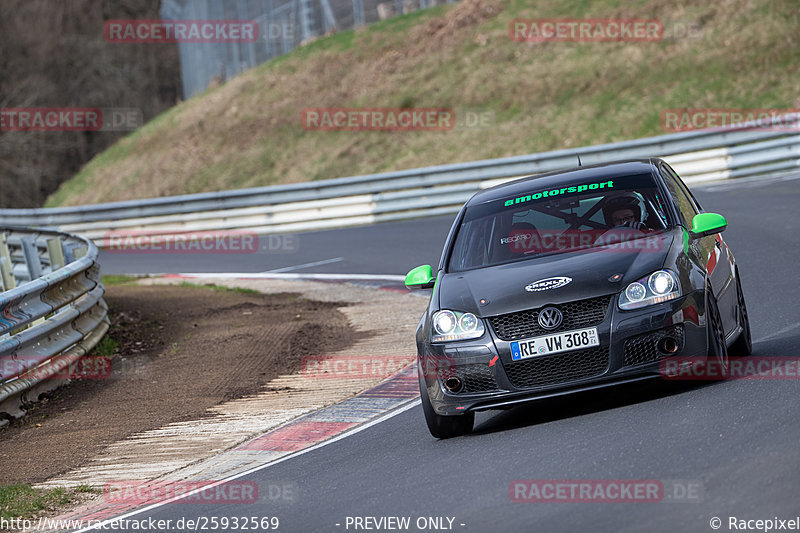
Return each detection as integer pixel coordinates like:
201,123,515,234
438,363,499,394
504,346,610,389
623,325,685,367
489,296,612,341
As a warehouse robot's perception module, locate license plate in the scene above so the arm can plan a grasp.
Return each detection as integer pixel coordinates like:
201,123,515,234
510,328,599,360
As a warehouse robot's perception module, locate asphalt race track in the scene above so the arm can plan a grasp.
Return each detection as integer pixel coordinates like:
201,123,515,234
98,210,453,277
92,173,800,533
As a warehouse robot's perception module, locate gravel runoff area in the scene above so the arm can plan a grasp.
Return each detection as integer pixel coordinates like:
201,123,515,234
0,277,428,494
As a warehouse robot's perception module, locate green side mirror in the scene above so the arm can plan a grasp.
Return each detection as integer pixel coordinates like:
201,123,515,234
405,264,435,290
691,212,727,238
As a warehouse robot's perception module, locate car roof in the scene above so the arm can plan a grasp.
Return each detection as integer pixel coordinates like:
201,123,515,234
467,158,663,206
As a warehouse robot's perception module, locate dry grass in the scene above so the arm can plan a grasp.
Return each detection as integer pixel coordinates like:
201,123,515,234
47,0,800,206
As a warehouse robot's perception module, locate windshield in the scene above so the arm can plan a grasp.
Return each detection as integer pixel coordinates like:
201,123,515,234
448,172,672,272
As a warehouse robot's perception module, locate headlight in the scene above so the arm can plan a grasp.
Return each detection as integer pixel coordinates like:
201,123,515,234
433,310,457,335
648,271,674,295
625,282,646,302
431,310,485,342
619,270,680,310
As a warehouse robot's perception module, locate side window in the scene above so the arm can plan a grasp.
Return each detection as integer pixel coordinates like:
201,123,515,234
660,164,699,227
664,163,703,211
450,219,489,270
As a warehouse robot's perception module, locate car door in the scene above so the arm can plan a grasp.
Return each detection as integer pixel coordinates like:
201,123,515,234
659,163,737,336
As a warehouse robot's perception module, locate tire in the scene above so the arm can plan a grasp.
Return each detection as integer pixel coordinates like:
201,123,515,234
706,290,729,377
729,270,752,356
419,371,474,439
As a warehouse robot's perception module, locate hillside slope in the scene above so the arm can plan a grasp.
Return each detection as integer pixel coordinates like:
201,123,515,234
47,0,799,206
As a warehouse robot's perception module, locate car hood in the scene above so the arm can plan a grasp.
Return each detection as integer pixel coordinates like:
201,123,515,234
438,231,675,317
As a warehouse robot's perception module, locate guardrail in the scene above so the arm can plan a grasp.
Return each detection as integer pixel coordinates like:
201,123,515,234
1,115,798,243
0,227,108,422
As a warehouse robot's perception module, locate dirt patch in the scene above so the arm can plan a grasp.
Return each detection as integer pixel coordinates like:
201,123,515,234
410,0,502,49
0,284,361,485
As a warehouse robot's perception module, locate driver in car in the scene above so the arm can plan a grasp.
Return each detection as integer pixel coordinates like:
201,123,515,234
603,194,648,230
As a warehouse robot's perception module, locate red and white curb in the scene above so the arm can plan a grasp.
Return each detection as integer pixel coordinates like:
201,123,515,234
60,365,420,529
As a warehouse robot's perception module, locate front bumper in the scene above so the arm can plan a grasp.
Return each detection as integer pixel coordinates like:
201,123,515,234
419,290,708,415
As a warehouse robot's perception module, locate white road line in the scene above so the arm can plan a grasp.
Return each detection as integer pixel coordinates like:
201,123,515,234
153,272,406,282
264,257,344,273
757,321,800,343
71,399,421,532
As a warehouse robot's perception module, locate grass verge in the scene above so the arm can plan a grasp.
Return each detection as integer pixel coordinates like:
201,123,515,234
0,484,100,521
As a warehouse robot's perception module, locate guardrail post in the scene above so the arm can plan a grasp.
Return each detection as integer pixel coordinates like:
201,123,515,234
62,240,80,263
20,236,42,280
46,237,66,271
0,259,14,291
72,244,88,259
0,234,15,291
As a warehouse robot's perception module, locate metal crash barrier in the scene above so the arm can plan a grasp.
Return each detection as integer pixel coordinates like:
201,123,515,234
1,115,797,244
0,227,108,421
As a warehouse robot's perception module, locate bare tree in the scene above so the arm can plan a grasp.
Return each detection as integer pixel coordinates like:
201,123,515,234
0,0,181,208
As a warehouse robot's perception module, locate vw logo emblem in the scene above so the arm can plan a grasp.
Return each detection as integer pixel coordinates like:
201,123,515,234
538,307,563,330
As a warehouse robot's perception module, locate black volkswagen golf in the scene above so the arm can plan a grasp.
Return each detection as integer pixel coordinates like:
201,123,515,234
405,158,752,438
